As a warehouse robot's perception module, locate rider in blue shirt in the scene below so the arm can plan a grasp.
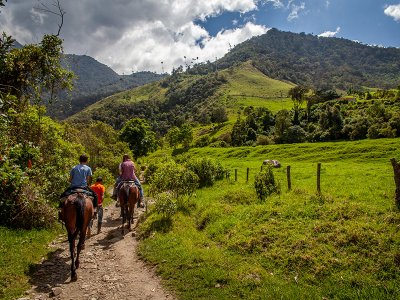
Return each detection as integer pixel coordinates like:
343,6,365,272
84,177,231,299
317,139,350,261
70,162,92,188
59,154,98,219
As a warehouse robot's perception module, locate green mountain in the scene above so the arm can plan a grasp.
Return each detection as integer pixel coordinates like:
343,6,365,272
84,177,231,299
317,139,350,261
47,54,166,119
67,29,400,145
215,28,400,90
67,62,294,133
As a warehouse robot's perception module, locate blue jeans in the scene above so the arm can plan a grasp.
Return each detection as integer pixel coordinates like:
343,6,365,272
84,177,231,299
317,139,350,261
116,178,144,199
89,205,103,228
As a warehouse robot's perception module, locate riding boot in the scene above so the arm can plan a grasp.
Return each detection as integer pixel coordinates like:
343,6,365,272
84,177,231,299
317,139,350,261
111,186,117,200
58,207,64,222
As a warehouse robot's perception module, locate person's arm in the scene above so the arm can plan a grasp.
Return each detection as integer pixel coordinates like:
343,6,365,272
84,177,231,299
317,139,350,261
118,163,122,176
87,167,93,186
101,188,105,201
87,175,92,186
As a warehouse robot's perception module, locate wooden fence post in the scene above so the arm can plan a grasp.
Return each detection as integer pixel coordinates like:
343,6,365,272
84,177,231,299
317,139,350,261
287,165,291,191
390,158,400,209
235,169,238,181
317,163,321,194
246,168,249,182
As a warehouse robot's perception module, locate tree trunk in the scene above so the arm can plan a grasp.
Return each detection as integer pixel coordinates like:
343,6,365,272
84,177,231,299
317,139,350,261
390,158,400,209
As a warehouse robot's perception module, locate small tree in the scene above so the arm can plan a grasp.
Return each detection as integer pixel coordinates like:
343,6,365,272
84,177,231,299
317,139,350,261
254,166,280,201
119,118,157,158
179,124,193,149
274,109,292,143
289,85,308,125
166,126,180,149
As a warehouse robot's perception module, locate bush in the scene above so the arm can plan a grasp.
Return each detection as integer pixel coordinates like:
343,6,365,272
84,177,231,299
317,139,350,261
149,161,199,199
186,157,225,187
93,167,114,188
10,184,55,229
0,161,28,225
254,166,280,201
143,162,160,184
0,161,55,229
154,191,177,219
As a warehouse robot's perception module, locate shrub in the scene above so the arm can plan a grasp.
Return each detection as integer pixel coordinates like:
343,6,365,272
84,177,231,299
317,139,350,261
0,161,28,225
186,157,225,187
10,184,55,229
143,162,160,184
254,166,280,201
93,167,114,188
154,191,177,219
149,161,199,199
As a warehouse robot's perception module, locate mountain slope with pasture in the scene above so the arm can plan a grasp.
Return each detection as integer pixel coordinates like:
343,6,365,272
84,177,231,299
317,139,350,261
67,62,294,134
216,28,400,90
47,54,165,119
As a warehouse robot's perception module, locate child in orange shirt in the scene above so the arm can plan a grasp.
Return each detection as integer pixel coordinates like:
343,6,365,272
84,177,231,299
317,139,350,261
90,177,105,234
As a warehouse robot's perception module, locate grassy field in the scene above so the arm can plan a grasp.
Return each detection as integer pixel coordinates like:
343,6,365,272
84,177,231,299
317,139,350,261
0,226,62,300
220,62,294,113
138,138,400,299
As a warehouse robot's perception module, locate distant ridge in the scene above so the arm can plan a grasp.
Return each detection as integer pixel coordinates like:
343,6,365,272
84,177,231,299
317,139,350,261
216,28,400,89
47,54,166,119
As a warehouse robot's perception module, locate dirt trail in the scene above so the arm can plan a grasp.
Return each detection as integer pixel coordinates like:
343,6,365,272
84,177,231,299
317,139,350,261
21,202,175,300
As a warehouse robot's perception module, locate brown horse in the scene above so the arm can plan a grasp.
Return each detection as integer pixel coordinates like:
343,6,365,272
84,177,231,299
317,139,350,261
118,181,139,234
62,191,94,281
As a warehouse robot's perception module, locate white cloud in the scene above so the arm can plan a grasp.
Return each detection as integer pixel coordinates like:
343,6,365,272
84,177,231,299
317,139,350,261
287,1,305,21
265,0,284,9
30,8,47,25
325,1,330,8
318,26,340,38
0,0,267,74
99,21,268,74
384,4,400,22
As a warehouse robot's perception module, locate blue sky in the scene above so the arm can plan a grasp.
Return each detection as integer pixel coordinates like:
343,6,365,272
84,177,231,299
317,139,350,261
199,0,400,48
1,0,399,74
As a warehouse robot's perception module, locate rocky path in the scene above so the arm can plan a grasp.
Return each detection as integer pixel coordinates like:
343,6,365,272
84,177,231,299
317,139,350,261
21,202,175,300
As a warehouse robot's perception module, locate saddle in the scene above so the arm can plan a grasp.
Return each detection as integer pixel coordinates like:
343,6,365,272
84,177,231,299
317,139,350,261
61,188,93,204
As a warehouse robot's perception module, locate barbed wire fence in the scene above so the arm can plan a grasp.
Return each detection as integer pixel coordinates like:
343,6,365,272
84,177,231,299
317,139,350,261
222,160,398,201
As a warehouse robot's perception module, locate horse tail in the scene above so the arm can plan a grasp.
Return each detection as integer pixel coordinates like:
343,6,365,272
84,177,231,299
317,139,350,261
75,194,86,230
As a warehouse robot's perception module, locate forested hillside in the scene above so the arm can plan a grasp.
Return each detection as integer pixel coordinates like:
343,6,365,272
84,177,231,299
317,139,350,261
68,57,400,149
214,28,400,90
46,54,165,119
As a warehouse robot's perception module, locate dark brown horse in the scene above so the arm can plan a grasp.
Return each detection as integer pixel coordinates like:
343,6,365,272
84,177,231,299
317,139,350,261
62,191,94,281
118,181,139,234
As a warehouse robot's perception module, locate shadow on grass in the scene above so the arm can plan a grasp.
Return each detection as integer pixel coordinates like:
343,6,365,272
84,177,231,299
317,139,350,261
172,147,189,156
138,217,173,239
28,248,71,294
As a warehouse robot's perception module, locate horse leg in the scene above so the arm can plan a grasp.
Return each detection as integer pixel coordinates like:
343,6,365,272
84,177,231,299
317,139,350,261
121,205,125,235
76,230,86,270
129,202,134,231
128,208,131,231
68,232,77,281
126,205,131,231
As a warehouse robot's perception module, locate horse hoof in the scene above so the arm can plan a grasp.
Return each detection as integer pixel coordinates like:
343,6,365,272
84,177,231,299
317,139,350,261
71,274,78,282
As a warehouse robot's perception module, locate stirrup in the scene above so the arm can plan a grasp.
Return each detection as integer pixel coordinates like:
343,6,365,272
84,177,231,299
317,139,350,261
58,210,64,223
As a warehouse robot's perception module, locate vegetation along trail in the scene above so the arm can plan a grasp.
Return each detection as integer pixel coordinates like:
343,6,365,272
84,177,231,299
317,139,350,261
22,202,175,300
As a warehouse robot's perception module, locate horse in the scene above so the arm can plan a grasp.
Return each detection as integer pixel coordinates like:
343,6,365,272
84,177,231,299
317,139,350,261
61,191,94,281
118,181,139,235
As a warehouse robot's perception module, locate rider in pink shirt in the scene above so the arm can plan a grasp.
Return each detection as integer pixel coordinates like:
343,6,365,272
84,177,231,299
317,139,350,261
117,154,144,206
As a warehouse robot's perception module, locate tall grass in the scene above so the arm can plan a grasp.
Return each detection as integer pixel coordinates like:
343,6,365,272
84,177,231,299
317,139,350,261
139,138,400,299
0,226,61,300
